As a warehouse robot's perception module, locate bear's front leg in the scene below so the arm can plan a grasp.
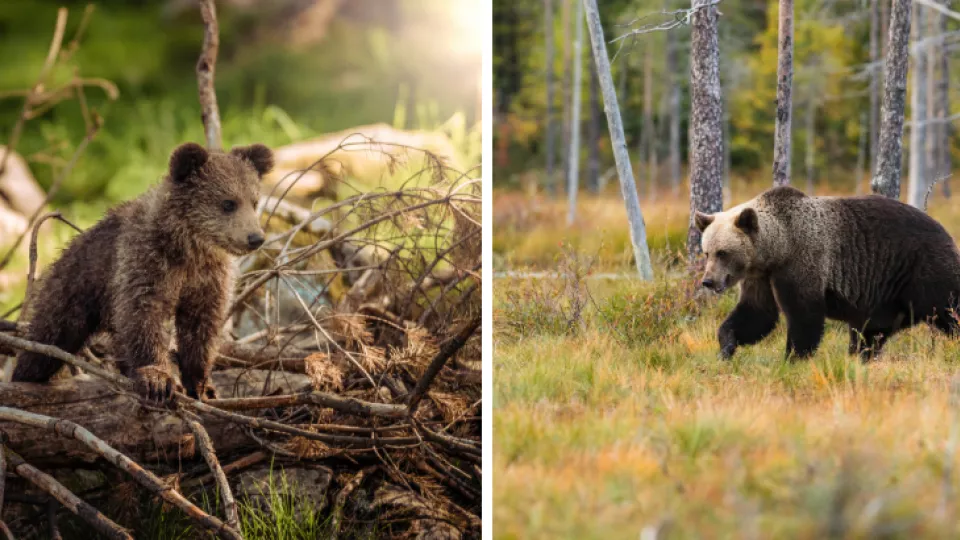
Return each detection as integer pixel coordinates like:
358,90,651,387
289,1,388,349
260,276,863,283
175,274,229,401
717,278,780,359
113,262,184,404
772,274,825,359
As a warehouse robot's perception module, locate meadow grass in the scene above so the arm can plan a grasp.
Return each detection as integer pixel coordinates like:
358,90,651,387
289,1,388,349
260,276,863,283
494,186,960,539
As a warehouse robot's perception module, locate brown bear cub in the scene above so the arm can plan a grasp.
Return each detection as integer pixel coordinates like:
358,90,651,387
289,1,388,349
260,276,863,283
695,186,960,360
13,142,274,403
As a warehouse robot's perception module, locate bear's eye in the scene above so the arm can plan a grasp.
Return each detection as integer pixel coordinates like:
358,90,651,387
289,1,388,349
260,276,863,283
715,250,727,259
221,200,238,213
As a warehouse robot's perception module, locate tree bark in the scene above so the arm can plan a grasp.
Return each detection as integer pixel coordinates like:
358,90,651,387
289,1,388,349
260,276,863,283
856,111,868,194
805,95,816,193
688,0,725,260
0,370,306,467
869,0,881,174
872,0,912,199
545,0,557,193
587,48,601,193
772,0,795,186
561,0,573,190
643,43,657,199
666,11,682,196
566,0,583,225
582,0,654,280
934,0,951,198
907,2,928,208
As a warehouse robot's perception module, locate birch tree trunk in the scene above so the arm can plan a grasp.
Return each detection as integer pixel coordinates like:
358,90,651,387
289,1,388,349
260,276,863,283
804,95,816,193
772,0,795,186
666,10,682,196
545,0,557,193
688,0,725,261
587,49,601,193
869,0,881,173
907,3,928,208
872,0,912,199
934,0,951,198
582,0,654,280
561,0,572,187
643,43,655,199
566,0,583,225
855,111,868,194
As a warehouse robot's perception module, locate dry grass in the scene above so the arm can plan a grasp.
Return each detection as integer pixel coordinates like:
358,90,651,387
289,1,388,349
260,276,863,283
494,184,960,539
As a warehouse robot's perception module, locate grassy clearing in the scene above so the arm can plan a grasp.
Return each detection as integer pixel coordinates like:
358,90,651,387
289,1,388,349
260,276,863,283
494,187,960,538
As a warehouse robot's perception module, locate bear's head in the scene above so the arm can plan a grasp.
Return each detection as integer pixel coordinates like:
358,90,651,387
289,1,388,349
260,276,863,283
694,206,759,293
167,142,274,256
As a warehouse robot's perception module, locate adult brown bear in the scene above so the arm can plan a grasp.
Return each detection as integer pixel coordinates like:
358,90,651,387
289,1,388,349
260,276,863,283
695,186,960,360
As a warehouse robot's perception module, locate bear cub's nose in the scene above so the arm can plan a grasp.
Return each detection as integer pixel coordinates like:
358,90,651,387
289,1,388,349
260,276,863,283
247,233,265,249
701,278,716,290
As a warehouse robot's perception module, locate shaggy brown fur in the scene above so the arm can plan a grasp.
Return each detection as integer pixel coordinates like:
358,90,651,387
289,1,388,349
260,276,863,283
695,186,960,360
13,142,274,402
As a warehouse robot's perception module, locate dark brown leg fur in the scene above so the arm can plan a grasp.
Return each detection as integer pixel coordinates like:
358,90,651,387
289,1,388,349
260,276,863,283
174,269,229,400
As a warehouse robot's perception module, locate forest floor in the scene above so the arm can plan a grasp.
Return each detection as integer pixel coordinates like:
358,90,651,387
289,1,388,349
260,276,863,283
493,184,960,538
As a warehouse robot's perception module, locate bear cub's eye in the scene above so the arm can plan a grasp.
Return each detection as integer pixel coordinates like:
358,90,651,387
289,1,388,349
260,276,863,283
221,200,238,213
715,250,727,259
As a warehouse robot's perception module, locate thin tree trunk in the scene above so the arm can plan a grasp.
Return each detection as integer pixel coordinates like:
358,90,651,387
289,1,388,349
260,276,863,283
805,95,816,193
561,0,572,188
643,42,655,199
855,111,868,194
566,0,583,224
688,0,725,261
873,0,912,199
772,0,794,186
869,0,881,173
907,2,927,208
587,48,601,193
926,8,938,197
582,0,654,280
882,0,890,60
666,11,682,196
935,0,951,198
545,0,556,193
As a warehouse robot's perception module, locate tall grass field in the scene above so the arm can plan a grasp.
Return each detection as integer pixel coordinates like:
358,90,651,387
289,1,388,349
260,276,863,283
494,184,960,538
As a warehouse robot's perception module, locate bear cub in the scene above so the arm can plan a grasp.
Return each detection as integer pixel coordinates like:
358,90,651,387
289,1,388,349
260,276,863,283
13,142,274,403
696,186,960,360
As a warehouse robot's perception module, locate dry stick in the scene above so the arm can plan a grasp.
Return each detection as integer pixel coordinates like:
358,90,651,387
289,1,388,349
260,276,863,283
208,390,406,417
0,125,100,272
0,8,67,176
180,410,238,531
0,520,11,540
330,466,375,539
407,316,481,416
24,212,82,312
2,446,132,540
182,451,267,490
0,442,5,519
197,0,222,150
0,409,241,540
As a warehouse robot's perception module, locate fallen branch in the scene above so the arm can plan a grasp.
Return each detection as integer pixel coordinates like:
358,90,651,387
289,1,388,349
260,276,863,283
2,446,132,540
408,316,481,416
180,410,238,530
208,391,406,418
0,408,241,540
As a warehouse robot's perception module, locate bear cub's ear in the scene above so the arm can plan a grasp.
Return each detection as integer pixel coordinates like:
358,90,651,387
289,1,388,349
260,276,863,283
735,208,759,234
169,143,209,184
230,144,274,177
694,211,715,232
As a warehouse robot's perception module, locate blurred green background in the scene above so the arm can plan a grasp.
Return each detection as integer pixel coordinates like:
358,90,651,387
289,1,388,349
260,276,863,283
0,0,482,214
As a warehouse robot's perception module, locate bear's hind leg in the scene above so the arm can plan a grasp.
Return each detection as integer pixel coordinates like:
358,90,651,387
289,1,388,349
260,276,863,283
13,303,98,382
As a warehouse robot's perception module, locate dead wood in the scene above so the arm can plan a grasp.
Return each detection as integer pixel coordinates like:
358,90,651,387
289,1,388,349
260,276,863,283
196,0,222,150
180,410,238,530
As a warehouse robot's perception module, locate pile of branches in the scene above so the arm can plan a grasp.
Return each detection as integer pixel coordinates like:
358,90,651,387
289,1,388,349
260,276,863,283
0,139,482,538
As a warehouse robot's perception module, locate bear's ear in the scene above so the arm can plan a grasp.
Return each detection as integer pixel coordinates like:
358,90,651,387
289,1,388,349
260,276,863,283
694,211,715,232
230,144,274,177
169,143,209,184
735,208,759,234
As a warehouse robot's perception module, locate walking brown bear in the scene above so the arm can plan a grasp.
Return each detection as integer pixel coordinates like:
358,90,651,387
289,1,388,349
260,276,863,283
695,186,960,360
13,142,274,403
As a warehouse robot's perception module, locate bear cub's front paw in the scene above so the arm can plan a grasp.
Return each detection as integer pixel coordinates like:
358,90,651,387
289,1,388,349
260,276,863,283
182,377,218,401
133,365,184,405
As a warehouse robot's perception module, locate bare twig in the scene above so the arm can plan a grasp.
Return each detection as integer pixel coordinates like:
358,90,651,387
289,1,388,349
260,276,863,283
2,446,132,540
208,390,406,418
24,212,81,313
180,410,238,531
0,520,12,540
182,451,267,490
407,316,481,416
0,409,241,540
196,0,222,150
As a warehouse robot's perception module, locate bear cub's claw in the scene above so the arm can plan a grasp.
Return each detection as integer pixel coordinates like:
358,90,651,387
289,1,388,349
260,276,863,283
133,365,184,405
183,378,218,401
